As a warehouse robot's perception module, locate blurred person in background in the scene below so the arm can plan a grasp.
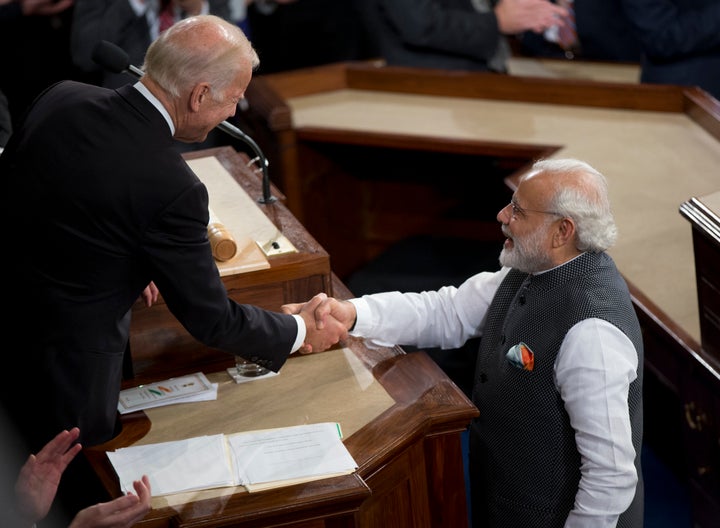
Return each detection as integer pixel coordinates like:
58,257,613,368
516,0,641,62
246,0,372,74
358,0,568,73
71,0,232,89
621,0,720,100
0,0,85,130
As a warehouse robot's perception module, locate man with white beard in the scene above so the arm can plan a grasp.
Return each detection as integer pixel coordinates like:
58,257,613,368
285,158,645,528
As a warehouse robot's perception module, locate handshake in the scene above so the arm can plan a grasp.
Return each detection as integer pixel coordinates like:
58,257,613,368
282,293,357,354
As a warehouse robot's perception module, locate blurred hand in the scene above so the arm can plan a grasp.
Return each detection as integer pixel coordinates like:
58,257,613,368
14,428,83,524
69,475,152,528
495,0,568,34
15,428,152,527
140,281,159,307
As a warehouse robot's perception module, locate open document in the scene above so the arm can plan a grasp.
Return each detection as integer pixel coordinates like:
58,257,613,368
106,422,358,495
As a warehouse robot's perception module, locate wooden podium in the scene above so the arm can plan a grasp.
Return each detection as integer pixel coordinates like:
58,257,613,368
85,146,479,528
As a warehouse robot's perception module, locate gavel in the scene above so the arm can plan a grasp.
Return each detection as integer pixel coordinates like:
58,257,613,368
207,208,237,262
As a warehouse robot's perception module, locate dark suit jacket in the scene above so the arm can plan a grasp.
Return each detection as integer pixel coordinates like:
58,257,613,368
0,81,297,451
71,0,231,88
358,0,503,71
621,0,720,100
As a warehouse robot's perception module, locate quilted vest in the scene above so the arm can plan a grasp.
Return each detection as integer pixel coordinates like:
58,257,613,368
469,252,644,528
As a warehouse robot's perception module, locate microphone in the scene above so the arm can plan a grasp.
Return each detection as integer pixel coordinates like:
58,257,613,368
91,40,276,204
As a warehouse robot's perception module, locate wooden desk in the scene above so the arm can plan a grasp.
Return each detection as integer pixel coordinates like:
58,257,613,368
87,147,479,528
239,62,720,344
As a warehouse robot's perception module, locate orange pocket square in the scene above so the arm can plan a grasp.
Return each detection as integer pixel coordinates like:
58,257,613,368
506,342,534,371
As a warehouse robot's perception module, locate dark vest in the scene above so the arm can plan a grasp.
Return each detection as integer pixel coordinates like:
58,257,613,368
469,252,644,528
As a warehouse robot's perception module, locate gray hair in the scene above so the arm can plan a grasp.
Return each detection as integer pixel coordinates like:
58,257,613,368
531,158,617,252
142,15,259,101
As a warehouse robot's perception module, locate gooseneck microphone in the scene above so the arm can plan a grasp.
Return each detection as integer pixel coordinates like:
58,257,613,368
91,40,276,204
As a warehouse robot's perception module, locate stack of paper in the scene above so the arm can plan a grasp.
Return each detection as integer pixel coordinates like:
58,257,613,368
117,372,217,414
107,422,358,495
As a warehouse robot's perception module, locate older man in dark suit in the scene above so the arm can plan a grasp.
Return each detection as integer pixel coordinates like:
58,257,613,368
0,14,345,524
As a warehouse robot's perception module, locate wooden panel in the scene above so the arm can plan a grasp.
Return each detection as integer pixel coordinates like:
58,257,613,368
358,441,431,527
342,64,686,112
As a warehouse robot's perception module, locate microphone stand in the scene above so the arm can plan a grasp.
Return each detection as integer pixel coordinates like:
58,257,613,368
124,65,276,204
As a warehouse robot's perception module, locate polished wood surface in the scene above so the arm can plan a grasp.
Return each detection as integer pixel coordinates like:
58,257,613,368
87,336,478,527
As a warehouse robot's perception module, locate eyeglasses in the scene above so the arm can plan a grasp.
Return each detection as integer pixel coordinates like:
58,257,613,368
507,200,563,220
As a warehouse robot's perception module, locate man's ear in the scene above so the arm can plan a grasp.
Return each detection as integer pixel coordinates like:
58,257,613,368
189,83,211,112
554,217,576,247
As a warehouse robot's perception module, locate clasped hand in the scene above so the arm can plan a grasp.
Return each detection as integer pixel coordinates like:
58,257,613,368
283,294,357,354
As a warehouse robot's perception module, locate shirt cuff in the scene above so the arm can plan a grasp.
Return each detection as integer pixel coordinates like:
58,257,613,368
290,314,305,353
347,298,369,336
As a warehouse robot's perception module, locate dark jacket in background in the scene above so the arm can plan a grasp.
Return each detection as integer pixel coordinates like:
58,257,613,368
621,0,720,100
358,0,505,72
71,0,231,88
0,3,86,129
247,0,370,74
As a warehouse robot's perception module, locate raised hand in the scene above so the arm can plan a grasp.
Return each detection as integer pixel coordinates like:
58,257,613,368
139,281,159,307
14,427,152,528
14,427,83,524
69,475,152,528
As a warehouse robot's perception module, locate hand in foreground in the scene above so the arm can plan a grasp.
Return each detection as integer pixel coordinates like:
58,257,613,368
14,427,83,524
139,281,159,307
69,475,152,528
283,295,357,353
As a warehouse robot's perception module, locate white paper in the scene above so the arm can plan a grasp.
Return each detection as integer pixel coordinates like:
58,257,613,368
228,422,357,486
107,434,234,495
106,423,357,496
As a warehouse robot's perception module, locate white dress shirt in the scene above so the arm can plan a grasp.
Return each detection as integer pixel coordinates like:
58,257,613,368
349,265,639,527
